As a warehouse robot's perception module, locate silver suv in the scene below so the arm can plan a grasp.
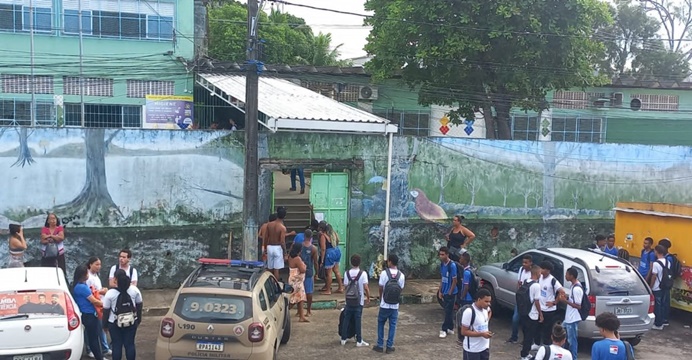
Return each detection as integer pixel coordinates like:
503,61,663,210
477,247,654,345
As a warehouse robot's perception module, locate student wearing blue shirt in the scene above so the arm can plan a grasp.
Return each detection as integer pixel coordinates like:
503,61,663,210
603,234,618,257
591,312,631,360
438,247,458,339
638,237,656,279
72,265,104,360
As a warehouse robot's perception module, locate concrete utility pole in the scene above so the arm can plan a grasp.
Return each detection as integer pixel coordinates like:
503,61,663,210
242,0,260,261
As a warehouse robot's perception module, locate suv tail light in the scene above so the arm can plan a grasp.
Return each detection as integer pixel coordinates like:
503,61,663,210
588,295,596,317
648,294,655,314
248,322,264,342
64,292,80,331
161,318,175,338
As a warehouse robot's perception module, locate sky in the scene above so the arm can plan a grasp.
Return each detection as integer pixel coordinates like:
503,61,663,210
247,0,372,60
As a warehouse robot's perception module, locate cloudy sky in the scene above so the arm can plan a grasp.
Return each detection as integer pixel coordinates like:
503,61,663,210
243,0,372,60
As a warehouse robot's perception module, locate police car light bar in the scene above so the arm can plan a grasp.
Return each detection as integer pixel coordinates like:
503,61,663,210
198,258,265,268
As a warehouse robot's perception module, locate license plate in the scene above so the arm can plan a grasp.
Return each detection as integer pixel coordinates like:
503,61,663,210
615,306,633,315
13,355,43,360
196,341,224,352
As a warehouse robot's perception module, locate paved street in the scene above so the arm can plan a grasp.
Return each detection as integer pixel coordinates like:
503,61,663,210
125,304,692,360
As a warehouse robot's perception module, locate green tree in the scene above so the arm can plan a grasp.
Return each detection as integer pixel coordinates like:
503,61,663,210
364,0,612,139
208,1,348,66
631,40,691,80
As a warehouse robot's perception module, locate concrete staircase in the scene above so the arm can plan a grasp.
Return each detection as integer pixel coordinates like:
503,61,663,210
274,197,312,235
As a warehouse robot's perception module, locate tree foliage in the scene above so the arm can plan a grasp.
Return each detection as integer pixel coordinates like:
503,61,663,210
208,1,350,66
364,0,612,139
642,0,692,60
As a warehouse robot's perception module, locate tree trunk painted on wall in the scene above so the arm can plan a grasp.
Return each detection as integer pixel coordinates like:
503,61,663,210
56,128,120,224
12,127,35,168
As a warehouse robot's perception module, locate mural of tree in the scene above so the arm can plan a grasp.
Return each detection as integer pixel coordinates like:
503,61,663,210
572,188,582,210
12,127,35,168
496,183,512,207
437,165,455,204
55,128,121,224
534,140,578,211
393,138,419,219
465,177,482,206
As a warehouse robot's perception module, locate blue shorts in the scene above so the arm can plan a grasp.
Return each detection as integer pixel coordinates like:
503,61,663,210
304,276,314,294
324,247,341,269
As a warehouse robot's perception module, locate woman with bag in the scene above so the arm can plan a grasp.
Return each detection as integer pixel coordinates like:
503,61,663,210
445,215,475,262
7,224,27,268
102,269,143,360
40,213,66,274
72,265,104,360
86,257,111,357
319,221,343,295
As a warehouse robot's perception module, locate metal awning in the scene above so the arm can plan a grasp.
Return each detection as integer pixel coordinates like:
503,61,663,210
197,73,398,134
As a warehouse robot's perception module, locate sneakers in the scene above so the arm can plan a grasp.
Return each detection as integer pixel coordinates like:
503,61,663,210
446,329,455,335
506,338,518,344
372,346,384,353
87,352,95,359
531,344,540,351
521,356,533,360
663,322,670,327
340,339,347,345
104,350,112,356
386,347,396,354
652,325,664,330
439,330,447,338
357,340,370,347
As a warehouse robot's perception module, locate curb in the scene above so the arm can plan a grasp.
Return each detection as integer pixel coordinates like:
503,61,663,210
142,293,435,317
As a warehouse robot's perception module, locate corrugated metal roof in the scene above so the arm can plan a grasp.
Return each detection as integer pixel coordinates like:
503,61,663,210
199,73,389,124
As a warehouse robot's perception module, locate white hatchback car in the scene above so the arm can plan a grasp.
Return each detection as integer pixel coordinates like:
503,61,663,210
0,267,84,360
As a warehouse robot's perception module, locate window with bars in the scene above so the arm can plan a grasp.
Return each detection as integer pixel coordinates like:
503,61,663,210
64,103,142,128
0,3,52,33
552,91,605,109
63,76,114,97
301,81,360,102
511,115,539,141
1,74,54,94
373,109,430,136
551,117,603,143
61,0,174,40
126,80,175,98
0,99,54,126
630,94,679,111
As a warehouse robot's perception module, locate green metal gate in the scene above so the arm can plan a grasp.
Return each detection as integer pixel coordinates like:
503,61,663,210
310,172,349,272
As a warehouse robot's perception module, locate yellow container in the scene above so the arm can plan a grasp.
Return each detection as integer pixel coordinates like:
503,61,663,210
614,202,692,312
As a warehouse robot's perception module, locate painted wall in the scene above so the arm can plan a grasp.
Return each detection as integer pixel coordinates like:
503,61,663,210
2,128,691,286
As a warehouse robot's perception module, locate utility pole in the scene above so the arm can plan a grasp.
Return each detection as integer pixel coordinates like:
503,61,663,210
242,0,260,261
29,0,36,126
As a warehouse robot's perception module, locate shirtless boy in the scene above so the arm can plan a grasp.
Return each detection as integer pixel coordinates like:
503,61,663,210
263,207,295,279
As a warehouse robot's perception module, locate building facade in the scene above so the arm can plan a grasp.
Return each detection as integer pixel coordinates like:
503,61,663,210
0,0,194,128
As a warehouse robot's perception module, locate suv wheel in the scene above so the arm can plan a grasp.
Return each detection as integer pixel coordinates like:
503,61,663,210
628,336,642,346
280,312,291,344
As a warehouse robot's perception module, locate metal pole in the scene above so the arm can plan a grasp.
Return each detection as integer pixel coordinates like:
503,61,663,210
29,0,35,126
78,0,85,126
383,131,394,260
242,0,260,261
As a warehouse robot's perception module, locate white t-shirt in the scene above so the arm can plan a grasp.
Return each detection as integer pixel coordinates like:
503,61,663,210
109,265,139,284
651,258,669,291
102,286,143,324
539,275,563,312
518,267,532,284
86,272,103,291
528,281,541,321
461,303,490,353
343,268,369,306
564,282,584,324
535,344,574,360
378,268,405,309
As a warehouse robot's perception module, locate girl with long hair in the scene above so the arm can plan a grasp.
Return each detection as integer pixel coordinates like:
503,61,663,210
85,257,111,357
7,224,27,268
102,269,143,360
318,221,343,295
72,265,104,360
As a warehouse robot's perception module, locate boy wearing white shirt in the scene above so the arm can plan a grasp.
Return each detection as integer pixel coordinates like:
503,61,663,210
538,261,565,345
109,249,139,287
534,323,573,360
562,267,584,360
520,265,543,360
460,288,493,360
341,254,370,347
509,254,534,344
650,245,669,330
373,255,405,354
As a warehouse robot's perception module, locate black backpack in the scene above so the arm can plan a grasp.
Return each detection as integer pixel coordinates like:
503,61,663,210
382,268,402,305
667,254,682,280
542,345,552,360
114,290,137,328
455,304,476,347
656,260,674,290
515,280,534,317
345,270,363,307
464,268,479,300
571,283,591,321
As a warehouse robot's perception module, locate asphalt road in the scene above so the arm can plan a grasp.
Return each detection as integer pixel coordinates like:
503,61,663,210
110,304,692,360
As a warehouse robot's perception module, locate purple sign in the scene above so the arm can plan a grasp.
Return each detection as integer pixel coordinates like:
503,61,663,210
145,95,194,129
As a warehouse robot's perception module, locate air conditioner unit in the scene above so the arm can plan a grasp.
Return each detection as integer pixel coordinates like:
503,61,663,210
358,86,378,100
611,92,624,107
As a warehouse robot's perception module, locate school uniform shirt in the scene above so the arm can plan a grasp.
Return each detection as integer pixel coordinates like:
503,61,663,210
440,260,458,296
461,303,490,353
109,265,139,284
461,266,473,302
86,272,103,291
102,286,143,323
538,274,563,312
73,283,97,314
343,268,369,306
378,269,405,310
518,267,532,284
638,249,655,277
651,258,669,291
535,344,574,360
603,246,618,257
528,281,541,321
591,339,627,360
564,283,584,324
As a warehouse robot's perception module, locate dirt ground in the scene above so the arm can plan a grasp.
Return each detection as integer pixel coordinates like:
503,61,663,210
120,304,692,360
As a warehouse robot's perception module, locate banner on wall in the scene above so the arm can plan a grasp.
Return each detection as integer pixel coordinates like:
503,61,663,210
144,95,194,130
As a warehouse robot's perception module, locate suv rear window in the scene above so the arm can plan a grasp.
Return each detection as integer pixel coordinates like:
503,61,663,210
174,294,252,323
0,290,67,319
588,269,649,296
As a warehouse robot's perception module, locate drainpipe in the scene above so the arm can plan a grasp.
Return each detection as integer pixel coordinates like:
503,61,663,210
383,130,394,260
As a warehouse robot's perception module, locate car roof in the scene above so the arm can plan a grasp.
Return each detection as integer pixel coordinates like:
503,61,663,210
539,248,632,270
182,261,266,293
0,267,68,291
